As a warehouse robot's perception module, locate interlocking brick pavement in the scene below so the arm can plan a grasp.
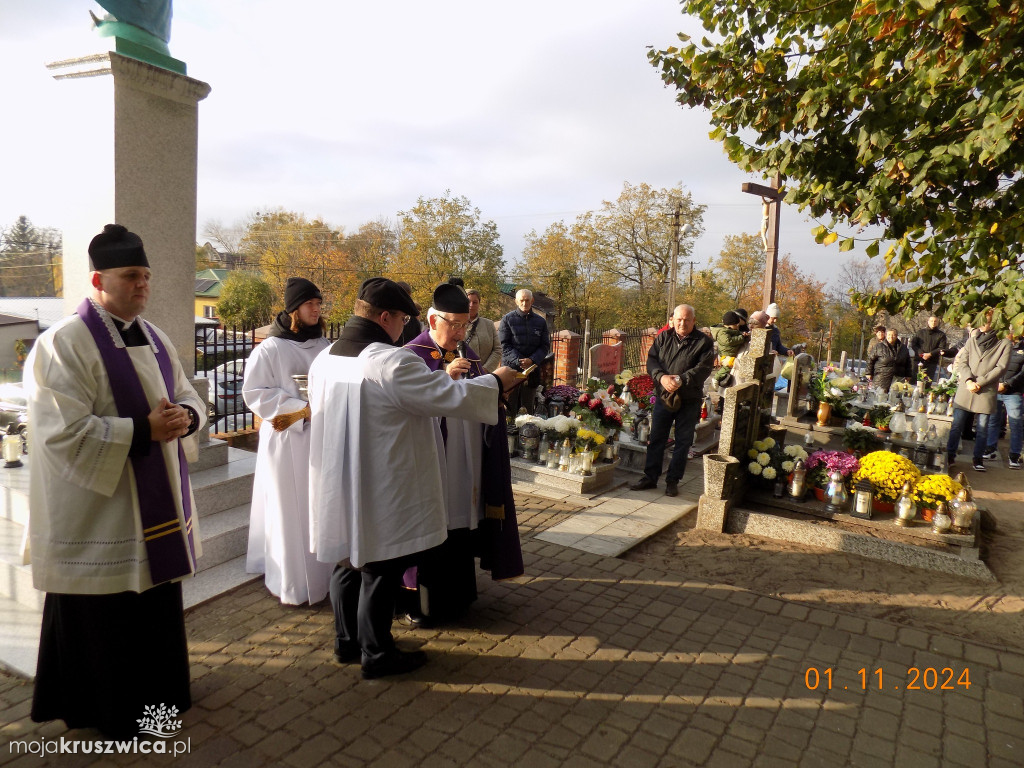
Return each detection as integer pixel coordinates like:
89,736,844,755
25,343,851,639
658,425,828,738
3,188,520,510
1,493,1022,767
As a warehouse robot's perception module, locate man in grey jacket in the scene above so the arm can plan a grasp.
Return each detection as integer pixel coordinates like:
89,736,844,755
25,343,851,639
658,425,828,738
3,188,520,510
946,309,1012,472
465,289,501,372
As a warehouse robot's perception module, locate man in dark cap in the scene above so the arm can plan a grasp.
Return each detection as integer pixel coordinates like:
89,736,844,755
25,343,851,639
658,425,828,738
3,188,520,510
402,283,523,626
309,278,519,679
394,280,424,346
25,224,205,737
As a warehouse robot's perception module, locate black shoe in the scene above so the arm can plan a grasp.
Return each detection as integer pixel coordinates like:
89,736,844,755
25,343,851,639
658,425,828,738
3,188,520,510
973,460,986,472
1009,454,1022,470
362,649,427,680
334,643,361,664
630,476,657,491
665,482,679,497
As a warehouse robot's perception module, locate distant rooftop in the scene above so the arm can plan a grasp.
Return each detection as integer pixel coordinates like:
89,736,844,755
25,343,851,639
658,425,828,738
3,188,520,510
0,298,65,330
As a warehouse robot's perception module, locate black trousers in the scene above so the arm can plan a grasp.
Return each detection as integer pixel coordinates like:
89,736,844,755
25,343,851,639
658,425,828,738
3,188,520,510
330,556,415,664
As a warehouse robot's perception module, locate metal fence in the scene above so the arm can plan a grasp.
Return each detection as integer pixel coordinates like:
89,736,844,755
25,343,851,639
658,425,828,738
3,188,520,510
197,322,650,433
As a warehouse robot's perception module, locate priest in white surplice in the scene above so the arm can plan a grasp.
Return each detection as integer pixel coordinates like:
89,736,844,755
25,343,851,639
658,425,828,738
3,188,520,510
243,277,333,605
308,277,519,680
26,224,204,738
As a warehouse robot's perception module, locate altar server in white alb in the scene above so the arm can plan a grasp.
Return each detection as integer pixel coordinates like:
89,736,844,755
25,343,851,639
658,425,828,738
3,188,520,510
26,224,205,738
243,277,334,604
307,277,519,680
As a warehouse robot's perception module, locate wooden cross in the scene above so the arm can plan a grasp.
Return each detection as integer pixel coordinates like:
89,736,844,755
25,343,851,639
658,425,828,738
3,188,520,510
741,173,782,307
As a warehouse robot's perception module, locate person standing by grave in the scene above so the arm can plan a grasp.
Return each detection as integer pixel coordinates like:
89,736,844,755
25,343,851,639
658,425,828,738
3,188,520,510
465,288,501,372
629,304,715,497
764,303,794,358
946,310,1011,472
499,288,550,414
867,327,912,393
910,314,950,383
26,224,204,737
242,277,334,605
982,330,1024,469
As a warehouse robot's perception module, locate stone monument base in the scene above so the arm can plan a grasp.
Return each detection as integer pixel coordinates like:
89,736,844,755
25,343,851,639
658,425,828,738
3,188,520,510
509,456,620,494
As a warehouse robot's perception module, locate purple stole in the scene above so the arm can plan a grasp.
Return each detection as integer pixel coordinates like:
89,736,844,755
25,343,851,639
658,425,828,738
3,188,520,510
403,330,523,581
77,299,196,586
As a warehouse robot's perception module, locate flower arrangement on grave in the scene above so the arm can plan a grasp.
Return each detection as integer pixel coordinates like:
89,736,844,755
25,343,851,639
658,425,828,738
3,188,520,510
575,427,606,452
573,385,625,434
808,367,858,407
746,438,808,483
866,405,892,430
912,474,962,509
928,375,957,399
625,373,657,412
852,451,921,502
842,424,885,455
805,450,860,490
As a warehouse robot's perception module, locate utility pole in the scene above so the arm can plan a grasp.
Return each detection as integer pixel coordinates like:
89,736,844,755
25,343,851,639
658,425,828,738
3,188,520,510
666,202,692,322
741,173,782,308
667,202,681,323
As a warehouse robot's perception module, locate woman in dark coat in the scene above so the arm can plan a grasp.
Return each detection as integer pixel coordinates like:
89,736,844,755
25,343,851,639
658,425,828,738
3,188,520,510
867,328,912,392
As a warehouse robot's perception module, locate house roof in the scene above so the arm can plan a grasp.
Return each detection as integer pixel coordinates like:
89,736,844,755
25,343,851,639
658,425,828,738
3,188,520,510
195,269,229,298
0,297,65,330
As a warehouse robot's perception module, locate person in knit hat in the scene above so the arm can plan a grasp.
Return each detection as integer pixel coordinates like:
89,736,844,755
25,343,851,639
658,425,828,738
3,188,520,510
242,277,333,605
764,302,793,357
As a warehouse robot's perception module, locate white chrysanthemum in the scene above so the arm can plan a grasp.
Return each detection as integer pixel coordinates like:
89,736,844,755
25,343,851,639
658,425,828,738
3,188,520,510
748,462,763,475
757,452,772,466
752,440,766,452
748,449,760,459
795,448,808,460
763,437,776,448
762,466,777,480
784,445,800,457
781,460,794,473
515,415,537,427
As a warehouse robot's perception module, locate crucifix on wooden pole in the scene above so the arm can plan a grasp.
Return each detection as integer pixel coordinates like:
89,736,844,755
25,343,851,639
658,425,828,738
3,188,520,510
741,173,782,308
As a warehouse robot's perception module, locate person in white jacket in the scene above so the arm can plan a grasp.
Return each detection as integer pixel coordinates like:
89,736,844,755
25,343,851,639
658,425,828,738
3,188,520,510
243,277,333,604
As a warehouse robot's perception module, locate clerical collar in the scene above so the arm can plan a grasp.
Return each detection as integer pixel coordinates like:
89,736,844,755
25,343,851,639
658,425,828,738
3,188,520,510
108,312,137,331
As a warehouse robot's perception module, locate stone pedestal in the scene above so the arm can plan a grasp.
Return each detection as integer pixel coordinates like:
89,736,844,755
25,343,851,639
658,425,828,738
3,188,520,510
47,51,211,375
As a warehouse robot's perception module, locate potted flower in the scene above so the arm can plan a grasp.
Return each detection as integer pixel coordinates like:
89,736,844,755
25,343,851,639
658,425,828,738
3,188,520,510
852,451,921,510
913,474,963,523
867,405,892,431
808,368,857,426
805,450,860,501
842,424,884,456
746,438,808,491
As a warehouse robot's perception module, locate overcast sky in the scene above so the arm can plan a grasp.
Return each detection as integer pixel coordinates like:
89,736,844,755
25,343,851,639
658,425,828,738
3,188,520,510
0,0,861,295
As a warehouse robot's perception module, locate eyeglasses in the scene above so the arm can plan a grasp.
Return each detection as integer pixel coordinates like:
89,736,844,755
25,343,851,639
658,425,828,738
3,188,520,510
437,314,469,331
386,312,411,325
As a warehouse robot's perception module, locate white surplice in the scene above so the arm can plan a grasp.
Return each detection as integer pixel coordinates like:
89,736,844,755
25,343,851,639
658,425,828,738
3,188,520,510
25,311,205,595
307,343,500,568
242,335,333,604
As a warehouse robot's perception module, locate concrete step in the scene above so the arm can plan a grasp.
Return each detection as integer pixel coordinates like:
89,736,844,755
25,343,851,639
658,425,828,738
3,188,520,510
0,592,42,678
196,503,251,573
183,554,260,610
190,451,257,516
0,517,42,611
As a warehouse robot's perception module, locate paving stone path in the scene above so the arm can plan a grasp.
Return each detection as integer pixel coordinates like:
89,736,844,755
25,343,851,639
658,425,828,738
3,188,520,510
1,496,1021,767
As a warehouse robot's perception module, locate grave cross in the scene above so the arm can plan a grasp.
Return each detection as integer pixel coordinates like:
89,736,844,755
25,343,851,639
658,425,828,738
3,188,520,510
741,173,782,307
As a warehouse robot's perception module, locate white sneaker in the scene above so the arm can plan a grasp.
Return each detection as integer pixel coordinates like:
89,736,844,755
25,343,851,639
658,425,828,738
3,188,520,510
982,450,999,461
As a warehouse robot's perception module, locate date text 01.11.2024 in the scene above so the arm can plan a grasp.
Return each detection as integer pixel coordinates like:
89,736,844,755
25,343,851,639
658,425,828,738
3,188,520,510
804,667,971,691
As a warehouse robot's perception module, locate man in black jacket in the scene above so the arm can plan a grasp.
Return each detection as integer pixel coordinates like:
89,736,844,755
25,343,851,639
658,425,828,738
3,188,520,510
630,304,715,497
911,314,950,382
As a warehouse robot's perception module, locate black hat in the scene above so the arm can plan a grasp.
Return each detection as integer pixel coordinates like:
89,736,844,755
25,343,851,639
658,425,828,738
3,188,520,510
88,224,149,270
432,282,470,314
722,310,741,325
735,308,749,320
358,277,418,317
447,276,465,288
284,277,322,313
